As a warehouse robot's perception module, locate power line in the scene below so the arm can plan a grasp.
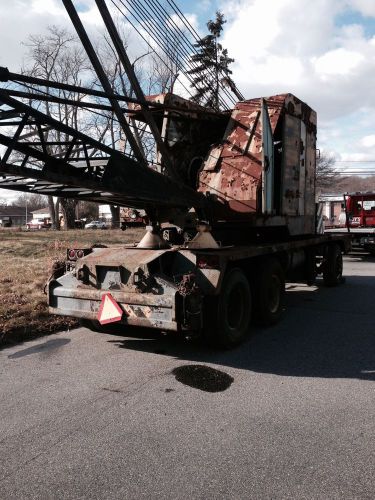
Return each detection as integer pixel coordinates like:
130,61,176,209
333,172,375,176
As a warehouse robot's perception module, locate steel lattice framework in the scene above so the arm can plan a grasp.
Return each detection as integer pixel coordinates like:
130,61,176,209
0,91,204,209
0,0,221,215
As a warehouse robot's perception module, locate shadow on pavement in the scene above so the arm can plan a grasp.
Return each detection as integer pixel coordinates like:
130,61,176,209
8,338,71,359
107,273,375,381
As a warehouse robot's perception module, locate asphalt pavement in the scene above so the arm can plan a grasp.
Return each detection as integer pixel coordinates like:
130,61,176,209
1,252,375,499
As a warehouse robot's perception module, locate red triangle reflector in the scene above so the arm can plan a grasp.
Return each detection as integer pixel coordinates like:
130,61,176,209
97,293,123,325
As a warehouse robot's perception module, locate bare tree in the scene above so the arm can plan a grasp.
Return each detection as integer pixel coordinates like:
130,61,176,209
148,41,179,95
17,21,182,228
337,175,375,193
76,201,99,221
11,193,48,212
316,153,340,191
22,26,90,229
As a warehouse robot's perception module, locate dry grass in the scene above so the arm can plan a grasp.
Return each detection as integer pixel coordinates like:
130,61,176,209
0,228,143,345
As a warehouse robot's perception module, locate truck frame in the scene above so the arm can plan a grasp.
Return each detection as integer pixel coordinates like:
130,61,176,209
49,232,348,348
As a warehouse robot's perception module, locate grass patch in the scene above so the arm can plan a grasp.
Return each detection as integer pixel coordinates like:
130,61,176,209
0,228,143,345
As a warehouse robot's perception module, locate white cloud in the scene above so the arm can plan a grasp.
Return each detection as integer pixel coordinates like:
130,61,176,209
313,48,364,76
169,13,199,31
348,0,375,17
31,0,66,16
361,135,375,148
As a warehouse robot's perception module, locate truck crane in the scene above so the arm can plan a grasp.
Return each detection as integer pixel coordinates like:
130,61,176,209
0,0,350,347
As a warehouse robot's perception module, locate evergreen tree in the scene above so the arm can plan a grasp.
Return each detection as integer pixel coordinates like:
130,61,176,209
188,11,234,110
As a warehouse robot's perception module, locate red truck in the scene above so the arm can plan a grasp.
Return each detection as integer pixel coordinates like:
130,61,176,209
324,192,375,254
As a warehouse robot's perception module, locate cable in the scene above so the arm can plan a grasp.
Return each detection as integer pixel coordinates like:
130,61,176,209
109,0,195,101
156,0,239,104
117,0,230,109
165,0,244,100
114,0,232,109
151,0,237,106
115,0,209,104
147,0,236,105
148,0,237,106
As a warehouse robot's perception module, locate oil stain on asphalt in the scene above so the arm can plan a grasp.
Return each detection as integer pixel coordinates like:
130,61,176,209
172,365,234,392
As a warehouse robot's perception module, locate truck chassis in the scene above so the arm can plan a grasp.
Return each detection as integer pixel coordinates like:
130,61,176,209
48,233,349,348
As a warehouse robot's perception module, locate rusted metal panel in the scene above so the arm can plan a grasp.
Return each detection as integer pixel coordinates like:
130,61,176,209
50,275,178,330
298,121,307,216
52,286,174,307
282,113,301,216
82,247,167,267
198,93,317,235
304,125,317,217
198,95,285,215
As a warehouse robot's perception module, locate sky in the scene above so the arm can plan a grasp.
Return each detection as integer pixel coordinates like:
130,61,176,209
1,0,375,202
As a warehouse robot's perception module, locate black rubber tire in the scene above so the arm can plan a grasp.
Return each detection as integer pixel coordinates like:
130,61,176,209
252,258,285,326
323,244,343,286
203,268,251,349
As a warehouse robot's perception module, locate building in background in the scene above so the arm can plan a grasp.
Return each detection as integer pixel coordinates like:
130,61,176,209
98,204,112,221
318,194,345,228
0,206,30,226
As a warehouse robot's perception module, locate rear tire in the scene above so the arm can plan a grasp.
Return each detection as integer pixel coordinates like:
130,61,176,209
252,258,285,326
203,268,251,349
323,244,343,286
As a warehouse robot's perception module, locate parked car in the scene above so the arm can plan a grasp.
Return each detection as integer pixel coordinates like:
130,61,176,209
26,218,51,230
84,220,109,229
